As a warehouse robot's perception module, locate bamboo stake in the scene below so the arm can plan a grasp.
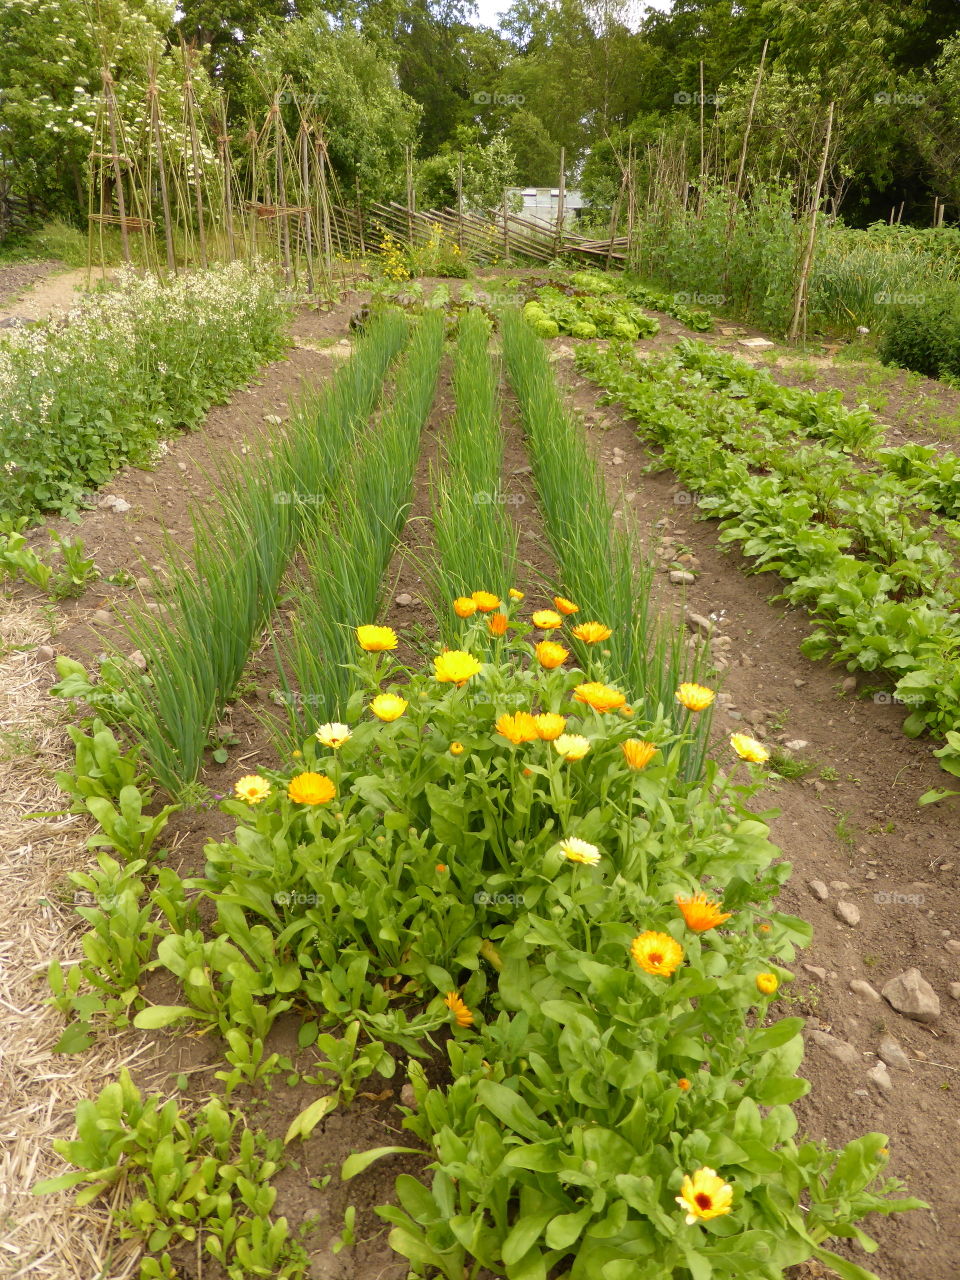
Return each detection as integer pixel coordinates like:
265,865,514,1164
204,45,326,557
502,187,510,259
220,101,236,262
789,101,834,342
698,60,705,214
457,153,464,250
555,147,566,256
183,61,207,268
355,174,365,256
299,124,315,294
272,101,292,283
101,70,131,264
149,78,176,273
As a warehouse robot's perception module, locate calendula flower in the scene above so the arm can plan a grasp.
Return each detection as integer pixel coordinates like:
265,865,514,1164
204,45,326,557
553,595,579,615
676,683,715,712
532,609,563,629
534,712,566,740
287,772,335,805
496,711,540,745
434,650,482,685
676,1167,734,1225
730,733,769,764
315,722,351,749
436,863,447,873
756,972,779,996
472,591,501,613
619,705,634,719
234,775,271,804
370,693,408,721
454,596,478,618
487,612,509,637
676,891,733,933
559,837,600,865
759,922,771,933
571,620,611,644
534,640,569,669
444,991,474,1027
621,739,657,770
677,1078,691,1091
449,741,464,755
356,624,397,652
574,681,626,713
508,588,524,601
630,931,684,977
554,733,591,761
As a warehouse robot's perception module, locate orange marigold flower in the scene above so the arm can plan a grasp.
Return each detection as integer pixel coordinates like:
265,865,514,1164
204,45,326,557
434,650,482,685
574,681,626,713
756,972,779,996
531,609,563,629
621,739,657,770
571,620,612,644
454,596,478,618
675,683,715,712
287,772,335,805
534,640,569,669
677,1078,691,1091
534,712,566,740
487,612,509,637
630,930,684,977
436,863,448,873
444,991,474,1027
553,595,579,615
496,711,540,745
471,591,501,613
356,624,397,652
676,891,733,932
758,922,771,933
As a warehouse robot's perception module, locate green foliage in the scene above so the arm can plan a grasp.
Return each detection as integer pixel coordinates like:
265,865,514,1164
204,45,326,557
523,285,660,341
878,290,960,380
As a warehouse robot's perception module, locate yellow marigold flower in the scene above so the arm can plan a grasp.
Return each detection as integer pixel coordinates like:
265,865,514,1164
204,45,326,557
508,588,525,601
730,733,770,764
292,750,302,758
449,741,464,756
534,640,569,669
676,683,715,712
234,774,271,804
676,1167,734,1225
574,681,626,713
630,931,684,977
531,609,563,629
471,591,501,613
487,612,509,637
756,972,779,996
534,712,566,740
758,922,771,933
444,991,474,1027
434,650,482,685
287,772,335,805
554,733,591,761
356,624,397,652
559,837,600,865
315,722,351,749
676,891,732,932
454,596,478,618
622,739,657,770
677,1077,691,1091
496,711,540,745
553,595,579,616
619,705,634,719
370,693,408,721
571,620,612,644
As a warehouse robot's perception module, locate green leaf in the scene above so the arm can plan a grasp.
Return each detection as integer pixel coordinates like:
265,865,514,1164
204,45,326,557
285,1094,340,1144
133,1005,204,1029
544,1204,593,1251
340,1145,421,1180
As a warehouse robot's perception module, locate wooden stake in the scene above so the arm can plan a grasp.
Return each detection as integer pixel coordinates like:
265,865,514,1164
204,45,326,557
149,79,176,273
698,60,705,213
183,64,207,268
789,101,834,341
555,147,566,255
300,125,315,294
457,153,464,250
101,71,130,264
220,101,236,261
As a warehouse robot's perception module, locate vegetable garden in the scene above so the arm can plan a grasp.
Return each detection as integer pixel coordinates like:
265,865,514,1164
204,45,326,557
2,248,960,1280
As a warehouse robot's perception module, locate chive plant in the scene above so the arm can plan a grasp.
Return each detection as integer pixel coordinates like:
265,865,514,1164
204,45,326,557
431,310,517,639
116,311,410,794
276,309,446,739
500,309,713,773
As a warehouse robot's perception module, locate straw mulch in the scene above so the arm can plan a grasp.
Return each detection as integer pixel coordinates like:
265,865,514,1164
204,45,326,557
0,605,161,1279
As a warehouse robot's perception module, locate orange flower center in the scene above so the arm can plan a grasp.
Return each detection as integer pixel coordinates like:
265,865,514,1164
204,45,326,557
695,1193,713,1211
649,951,663,966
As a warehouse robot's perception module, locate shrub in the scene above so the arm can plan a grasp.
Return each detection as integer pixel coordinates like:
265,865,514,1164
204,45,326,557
878,289,960,379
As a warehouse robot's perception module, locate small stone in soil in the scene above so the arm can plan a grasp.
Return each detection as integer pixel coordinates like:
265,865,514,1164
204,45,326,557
834,901,860,927
91,609,112,626
944,939,960,956
877,1035,912,1073
866,1062,893,1094
808,1030,860,1067
803,964,828,982
808,879,830,902
127,649,147,672
948,982,960,1001
794,679,806,688
830,881,851,892
686,612,713,636
669,570,695,585
394,593,414,606
841,675,857,692
849,979,881,1002
881,968,940,1023
784,739,809,751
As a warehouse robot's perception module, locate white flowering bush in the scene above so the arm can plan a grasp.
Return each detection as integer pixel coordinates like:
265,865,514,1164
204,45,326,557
0,264,292,519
